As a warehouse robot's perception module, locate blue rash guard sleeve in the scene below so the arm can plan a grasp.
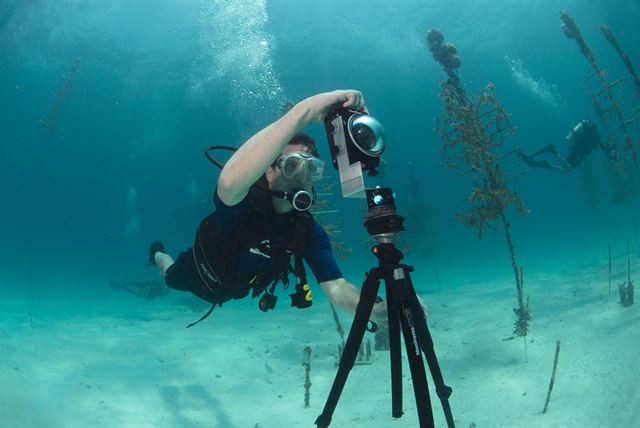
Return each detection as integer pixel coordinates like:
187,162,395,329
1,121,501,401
304,220,343,283
212,187,253,237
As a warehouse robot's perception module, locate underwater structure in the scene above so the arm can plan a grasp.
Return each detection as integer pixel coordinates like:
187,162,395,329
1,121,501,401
426,29,531,341
560,11,640,203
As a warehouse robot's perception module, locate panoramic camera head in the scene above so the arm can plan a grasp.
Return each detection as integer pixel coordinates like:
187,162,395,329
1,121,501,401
324,108,386,198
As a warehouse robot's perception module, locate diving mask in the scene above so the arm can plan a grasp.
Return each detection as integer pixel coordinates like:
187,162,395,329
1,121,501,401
275,152,325,181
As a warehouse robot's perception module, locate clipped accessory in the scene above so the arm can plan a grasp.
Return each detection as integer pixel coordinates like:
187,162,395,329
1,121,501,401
290,282,313,309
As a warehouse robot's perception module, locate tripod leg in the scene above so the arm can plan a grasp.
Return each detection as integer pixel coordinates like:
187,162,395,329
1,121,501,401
387,267,435,428
315,268,383,428
407,278,456,428
385,281,404,418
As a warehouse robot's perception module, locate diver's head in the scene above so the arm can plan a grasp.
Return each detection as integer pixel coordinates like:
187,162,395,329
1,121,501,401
266,133,324,212
267,133,322,185
285,132,320,158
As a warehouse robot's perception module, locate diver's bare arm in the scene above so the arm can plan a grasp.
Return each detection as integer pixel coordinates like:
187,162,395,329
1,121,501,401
217,102,312,205
217,90,367,206
320,277,387,323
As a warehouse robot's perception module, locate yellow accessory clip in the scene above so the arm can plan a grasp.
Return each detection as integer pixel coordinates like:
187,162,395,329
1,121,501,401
303,283,312,301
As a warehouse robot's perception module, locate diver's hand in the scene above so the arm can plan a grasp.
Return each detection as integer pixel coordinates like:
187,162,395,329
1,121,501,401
371,296,428,325
299,90,368,123
417,295,429,319
371,300,388,326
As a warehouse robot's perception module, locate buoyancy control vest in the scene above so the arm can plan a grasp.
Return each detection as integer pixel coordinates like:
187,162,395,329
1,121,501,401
191,183,313,314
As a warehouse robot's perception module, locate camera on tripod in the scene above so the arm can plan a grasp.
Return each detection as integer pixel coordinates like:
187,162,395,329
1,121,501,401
363,187,405,237
324,108,403,237
316,107,454,428
324,107,386,198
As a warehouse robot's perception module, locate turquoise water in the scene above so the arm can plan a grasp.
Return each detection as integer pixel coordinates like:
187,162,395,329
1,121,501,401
1,1,639,427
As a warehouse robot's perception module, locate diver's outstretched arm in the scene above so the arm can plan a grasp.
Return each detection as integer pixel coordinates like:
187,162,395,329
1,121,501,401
217,90,367,206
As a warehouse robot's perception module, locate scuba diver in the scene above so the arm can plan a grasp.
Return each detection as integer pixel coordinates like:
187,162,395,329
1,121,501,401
518,119,615,173
110,279,169,300
146,90,389,327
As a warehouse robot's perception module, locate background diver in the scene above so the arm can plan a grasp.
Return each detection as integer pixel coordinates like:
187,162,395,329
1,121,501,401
518,119,615,173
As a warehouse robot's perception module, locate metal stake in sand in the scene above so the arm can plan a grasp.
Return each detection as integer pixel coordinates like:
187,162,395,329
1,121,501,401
618,237,635,307
303,346,312,408
543,340,561,413
329,303,345,343
609,243,612,295
332,299,374,365
627,237,631,285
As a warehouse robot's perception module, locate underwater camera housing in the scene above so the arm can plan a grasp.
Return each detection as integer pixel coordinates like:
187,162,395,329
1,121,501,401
324,108,386,198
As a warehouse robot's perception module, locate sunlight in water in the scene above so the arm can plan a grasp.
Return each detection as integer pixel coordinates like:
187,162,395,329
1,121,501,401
189,0,286,122
124,212,141,240
185,173,201,199
506,55,562,110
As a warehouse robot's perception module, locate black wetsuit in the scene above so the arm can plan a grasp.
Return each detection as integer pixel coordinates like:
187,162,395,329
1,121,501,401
520,120,607,171
565,120,602,168
165,188,342,306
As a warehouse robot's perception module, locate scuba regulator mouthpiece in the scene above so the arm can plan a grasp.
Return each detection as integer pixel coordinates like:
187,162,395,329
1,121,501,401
270,187,317,212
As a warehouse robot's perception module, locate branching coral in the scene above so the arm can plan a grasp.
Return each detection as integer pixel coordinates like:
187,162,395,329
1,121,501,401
429,29,530,337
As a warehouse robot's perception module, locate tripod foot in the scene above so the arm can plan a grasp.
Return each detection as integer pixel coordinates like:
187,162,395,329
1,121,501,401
315,414,331,428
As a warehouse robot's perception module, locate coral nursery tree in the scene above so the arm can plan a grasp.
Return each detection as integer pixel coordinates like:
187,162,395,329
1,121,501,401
427,29,531,340
561,11,640,204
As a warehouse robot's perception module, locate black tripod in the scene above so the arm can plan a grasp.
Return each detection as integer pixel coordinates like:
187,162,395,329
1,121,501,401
315,187,455,428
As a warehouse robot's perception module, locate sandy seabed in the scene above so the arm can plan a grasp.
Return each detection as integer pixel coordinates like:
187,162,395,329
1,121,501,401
1,258,639,428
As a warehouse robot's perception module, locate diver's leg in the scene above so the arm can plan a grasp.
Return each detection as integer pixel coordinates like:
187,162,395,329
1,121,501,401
550,152,572,172
110,280,138,296
155,252,175,276
519,143,552,166
528,158,570,172
520,144,558,159
110,280,125,290
519,150,552,169
527,143,558,157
